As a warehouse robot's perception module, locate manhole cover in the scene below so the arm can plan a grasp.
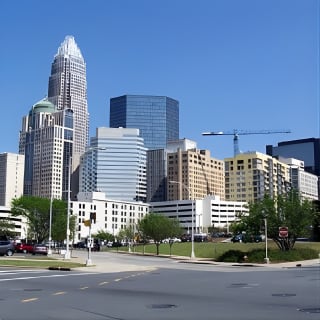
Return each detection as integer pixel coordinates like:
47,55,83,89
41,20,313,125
298,308,320,314
272,293,296,297
148,304,177,309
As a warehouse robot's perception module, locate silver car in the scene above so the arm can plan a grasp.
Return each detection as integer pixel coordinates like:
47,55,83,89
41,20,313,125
0,240,15,256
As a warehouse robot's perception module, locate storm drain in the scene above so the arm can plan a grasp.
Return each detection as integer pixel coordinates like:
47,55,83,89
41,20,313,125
272,293,296,297
298,308,320,314
147,304,177,309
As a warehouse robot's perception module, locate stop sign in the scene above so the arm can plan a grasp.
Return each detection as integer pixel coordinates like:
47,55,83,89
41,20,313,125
279,226,288,238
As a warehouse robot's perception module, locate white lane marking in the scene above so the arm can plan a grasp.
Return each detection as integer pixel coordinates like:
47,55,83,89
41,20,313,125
0,269,49,274
0,272,98,282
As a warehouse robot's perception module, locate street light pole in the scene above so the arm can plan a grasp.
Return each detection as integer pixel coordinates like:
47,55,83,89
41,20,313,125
64,156,72,260
47,194,53,255
86,220,93,266
264,217,269,264
169,180,195,259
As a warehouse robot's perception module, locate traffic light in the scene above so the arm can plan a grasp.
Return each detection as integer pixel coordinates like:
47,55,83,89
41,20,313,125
90,212,96,224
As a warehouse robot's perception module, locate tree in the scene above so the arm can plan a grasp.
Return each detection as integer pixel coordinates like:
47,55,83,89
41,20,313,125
232,190,316,251
11,196,75,244
0,218,16,238
138,213,182,255
93,230,114,242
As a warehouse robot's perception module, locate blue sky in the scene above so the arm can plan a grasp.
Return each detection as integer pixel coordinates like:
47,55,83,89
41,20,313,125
0,0,319,159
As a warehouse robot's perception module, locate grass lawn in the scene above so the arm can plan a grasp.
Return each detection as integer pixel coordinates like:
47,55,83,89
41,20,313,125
109,240,320,262
0,255,85,269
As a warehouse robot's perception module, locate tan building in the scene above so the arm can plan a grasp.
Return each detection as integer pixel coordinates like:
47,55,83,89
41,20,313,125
225,151,290,203
167,148,225,201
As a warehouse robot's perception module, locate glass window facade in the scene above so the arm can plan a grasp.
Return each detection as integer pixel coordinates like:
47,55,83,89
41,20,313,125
109,95,179,150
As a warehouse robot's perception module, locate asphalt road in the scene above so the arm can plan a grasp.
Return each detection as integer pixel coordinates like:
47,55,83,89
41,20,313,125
0,252,319,320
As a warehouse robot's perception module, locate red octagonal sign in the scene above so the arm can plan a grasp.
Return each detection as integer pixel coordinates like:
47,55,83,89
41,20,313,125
279,226,288,238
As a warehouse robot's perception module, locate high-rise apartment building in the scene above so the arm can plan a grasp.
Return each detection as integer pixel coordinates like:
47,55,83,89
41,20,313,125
79,127,147,202
167,148,225,201
0,153,24,207
19,98,73,200
109,95,179,150
48,35,89,197
225,152,290,203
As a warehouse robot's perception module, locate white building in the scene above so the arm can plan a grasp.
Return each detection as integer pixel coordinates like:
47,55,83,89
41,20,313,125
0,153,24,207
0,206,28,239
149,196,248,233
279,157,319,200
71,192,149,243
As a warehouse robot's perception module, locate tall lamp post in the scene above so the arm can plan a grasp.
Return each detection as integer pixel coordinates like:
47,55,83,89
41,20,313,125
47,194,53,255
169,180,195,259
64,156,72,260
262,210,269,264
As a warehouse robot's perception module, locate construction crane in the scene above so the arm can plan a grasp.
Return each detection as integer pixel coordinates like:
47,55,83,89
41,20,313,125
202,129,291,157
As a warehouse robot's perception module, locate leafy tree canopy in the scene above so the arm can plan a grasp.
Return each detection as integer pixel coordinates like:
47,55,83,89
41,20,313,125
11,196,75,244
138,212,182,255
231,190,316,251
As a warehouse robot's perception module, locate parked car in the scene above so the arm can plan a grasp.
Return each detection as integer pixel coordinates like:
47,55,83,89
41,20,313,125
231,234,263,243
162,237,182,244
231,234,244,243
15,243,34,253
32,243,48,255
0,240,15,256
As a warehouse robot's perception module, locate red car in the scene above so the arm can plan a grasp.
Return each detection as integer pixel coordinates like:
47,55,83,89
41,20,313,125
15,243,34,253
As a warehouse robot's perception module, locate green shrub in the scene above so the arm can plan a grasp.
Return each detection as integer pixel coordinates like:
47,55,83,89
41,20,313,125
217,250,248,263
218,247,319,263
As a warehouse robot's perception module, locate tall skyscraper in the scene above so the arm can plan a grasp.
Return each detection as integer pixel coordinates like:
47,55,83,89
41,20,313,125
79,127,147,202
19,98,73,200
48,35,89,198
109,95,179,150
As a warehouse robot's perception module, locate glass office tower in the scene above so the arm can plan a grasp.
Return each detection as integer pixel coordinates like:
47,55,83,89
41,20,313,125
79,127,147,202
109,95,179,150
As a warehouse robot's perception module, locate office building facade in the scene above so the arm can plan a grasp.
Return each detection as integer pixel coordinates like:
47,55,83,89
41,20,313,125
278,157,318,200
72,192,149,243
19,98,73,200
167,148,225,201
79,127,147,202
48,35,89,197
266,138,320,176
0,153,24,207
147,149,168,202
150,195,248,233
225,151,290,203
110,95,179,150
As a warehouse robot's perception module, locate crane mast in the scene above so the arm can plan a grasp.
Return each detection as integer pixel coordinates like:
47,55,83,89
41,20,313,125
202,129,291,156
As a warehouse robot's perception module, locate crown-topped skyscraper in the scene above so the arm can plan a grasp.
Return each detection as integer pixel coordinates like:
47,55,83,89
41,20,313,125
48,36,89,198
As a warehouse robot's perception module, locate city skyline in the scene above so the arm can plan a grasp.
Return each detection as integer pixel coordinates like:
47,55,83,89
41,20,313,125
1,0,319,160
